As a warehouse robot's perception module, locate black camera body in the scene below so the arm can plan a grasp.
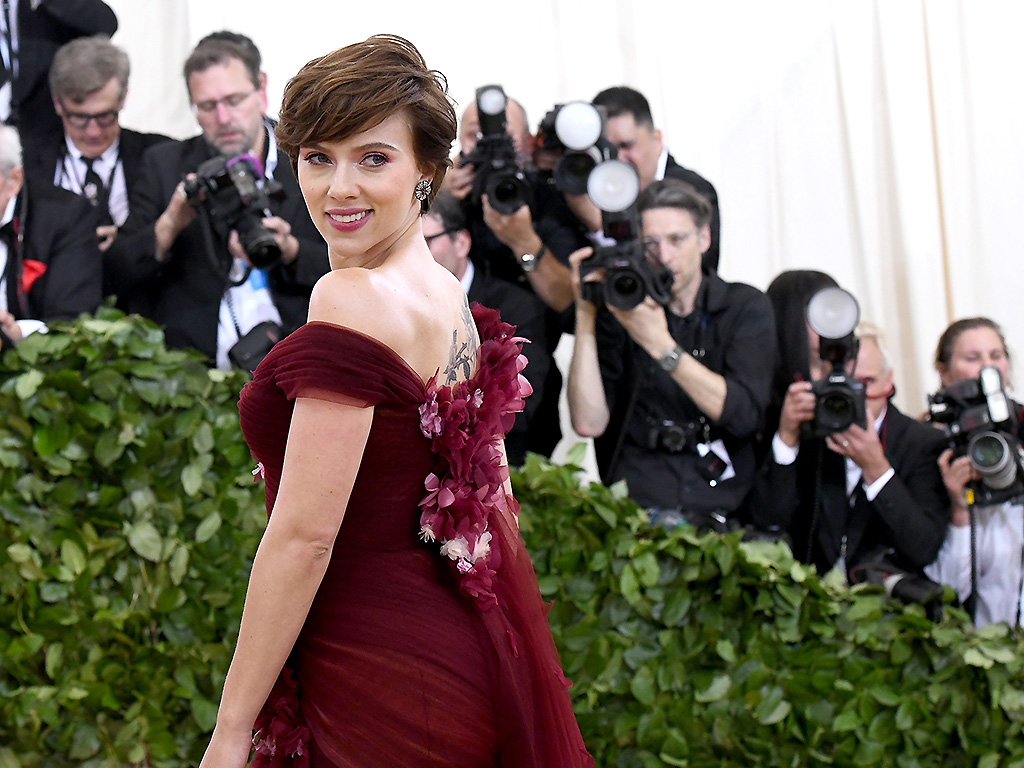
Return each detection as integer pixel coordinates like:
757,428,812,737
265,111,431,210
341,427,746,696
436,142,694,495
579,237,673,311
928,367,1024,506
183,153,284,269
460,85,531,216
805,371,867,438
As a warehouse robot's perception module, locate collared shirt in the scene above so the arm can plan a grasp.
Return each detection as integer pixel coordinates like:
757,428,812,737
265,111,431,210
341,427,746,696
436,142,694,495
55,136,129,226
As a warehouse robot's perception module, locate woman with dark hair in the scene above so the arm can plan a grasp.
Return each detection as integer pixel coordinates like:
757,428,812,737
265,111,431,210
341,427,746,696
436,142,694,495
752,269,840,466
199,35,590,768
925,317,1024,627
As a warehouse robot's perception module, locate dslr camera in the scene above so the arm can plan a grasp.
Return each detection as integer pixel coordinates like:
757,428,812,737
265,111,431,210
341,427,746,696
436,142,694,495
928,366,1024,506
535,101,616,195
183,153,284,269
803,287,867,438
557,102,672,310
459,85,531,215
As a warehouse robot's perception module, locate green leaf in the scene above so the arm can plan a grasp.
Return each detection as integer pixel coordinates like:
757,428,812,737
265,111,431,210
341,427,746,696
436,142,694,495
694,673,731,703
630,666,657,705
182,461,205,497
126,521,164,562
44,643,63,680
963,648,995,669
60,539,87,576
195,511,223,544
833,710,861,732
14,369,44,399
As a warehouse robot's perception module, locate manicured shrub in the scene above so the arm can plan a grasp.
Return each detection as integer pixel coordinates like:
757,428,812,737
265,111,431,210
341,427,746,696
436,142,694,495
3,311,1024,767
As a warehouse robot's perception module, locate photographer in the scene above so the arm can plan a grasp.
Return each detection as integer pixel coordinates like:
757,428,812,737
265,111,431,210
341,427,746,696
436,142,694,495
567,178,774,525
924,318,1024,627
445,89,588,314
747,321,948,578
106,32,328,370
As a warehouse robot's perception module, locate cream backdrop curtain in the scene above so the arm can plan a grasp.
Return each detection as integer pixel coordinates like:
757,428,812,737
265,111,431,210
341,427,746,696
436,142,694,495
104,0,1023,417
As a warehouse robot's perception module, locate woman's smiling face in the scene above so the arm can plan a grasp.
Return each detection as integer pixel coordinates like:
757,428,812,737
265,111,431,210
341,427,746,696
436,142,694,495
297,112,427,267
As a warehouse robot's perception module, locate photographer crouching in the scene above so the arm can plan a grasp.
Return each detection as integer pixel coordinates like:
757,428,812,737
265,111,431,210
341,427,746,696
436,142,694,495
567,177,775,530
106,32,329,371
924,318,1024,627
746,313,949,585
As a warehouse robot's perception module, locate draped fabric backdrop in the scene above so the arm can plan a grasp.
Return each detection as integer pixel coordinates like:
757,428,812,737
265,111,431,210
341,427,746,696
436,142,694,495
106,0,1023,422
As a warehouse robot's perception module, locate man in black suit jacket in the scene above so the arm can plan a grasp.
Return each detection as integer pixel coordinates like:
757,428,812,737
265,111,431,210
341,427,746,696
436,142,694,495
2,0,118,165
424,191,556,464
107,33,329,369
28,34,170,258
746,323,949,578
592,86,721,272
0,125,101,349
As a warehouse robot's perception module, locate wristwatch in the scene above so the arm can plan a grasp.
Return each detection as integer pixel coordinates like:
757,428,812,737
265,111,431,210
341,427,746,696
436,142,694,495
517,243,547,273
658,344,685,373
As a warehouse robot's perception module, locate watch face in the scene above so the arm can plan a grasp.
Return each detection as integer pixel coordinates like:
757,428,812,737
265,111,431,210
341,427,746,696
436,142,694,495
660,347,681,372
519,252,538,272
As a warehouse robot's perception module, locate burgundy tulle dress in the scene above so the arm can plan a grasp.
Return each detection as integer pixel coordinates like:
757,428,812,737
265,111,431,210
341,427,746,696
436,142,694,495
237,304,592,768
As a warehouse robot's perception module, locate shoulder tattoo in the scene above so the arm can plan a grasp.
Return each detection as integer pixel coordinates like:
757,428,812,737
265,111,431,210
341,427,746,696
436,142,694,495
443,298,479,385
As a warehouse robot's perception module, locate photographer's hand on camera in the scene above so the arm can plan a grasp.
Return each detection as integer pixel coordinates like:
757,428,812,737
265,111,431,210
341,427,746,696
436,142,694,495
937,447,974,526
154,180,198,263
827,422,891,485
442,156,475,202
778,380,816,447
228,215,300,268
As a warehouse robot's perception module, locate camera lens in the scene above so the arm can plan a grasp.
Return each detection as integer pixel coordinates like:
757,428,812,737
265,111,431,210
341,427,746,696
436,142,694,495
605,267,645,310
484,171,529,216
818,390,856,431
553,151,597,195
969,431,1018,489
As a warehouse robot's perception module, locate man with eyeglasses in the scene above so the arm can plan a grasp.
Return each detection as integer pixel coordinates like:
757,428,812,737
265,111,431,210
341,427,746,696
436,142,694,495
0,0,117,166
29,35,171,255
107,31,328,371
423,191,553,465
567,178,774,528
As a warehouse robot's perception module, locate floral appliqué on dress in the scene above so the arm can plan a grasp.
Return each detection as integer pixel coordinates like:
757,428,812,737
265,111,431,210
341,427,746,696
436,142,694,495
417,305,532,608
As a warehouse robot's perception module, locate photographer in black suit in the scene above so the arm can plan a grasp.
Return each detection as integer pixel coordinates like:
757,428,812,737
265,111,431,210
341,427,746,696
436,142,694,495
107,32,328,370
423,191,556,464
0,124,101,349
29,35,171,255
747,321,948,578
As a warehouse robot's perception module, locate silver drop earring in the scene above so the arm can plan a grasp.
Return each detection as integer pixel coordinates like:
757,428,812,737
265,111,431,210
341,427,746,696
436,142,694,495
414,179,432,201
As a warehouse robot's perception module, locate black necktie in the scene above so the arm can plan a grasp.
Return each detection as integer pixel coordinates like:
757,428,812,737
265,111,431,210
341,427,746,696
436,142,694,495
82,156,112,225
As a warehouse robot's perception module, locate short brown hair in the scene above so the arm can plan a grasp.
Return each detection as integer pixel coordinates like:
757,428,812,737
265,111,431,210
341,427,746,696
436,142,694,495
50,35,130,104
275,34,456,210
637,177,712,228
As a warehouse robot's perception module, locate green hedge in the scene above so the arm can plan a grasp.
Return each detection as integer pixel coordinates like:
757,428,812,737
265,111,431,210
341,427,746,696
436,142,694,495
2,312,1023,767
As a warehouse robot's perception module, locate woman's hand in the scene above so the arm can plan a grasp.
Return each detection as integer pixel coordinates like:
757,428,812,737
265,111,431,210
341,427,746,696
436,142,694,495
198,725,252,768
938,447,974,526
778,380,815,447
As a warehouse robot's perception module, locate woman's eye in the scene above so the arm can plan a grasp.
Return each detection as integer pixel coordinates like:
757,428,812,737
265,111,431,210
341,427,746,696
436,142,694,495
303,151,330,165
363,152,388,167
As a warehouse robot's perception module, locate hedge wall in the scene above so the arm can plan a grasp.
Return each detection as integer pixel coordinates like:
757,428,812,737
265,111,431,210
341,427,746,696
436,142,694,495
2,312,1023,767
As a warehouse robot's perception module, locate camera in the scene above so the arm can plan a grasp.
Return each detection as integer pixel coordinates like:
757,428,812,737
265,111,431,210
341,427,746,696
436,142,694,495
803,287,867,438
928,366,1024,506
557,100,672,311
459,85,531,216
535,101,616,195
182,153,284,269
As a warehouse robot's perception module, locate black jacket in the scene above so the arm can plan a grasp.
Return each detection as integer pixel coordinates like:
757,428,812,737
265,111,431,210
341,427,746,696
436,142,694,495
3,173,102,323
664,154,720,273
746,403,949,575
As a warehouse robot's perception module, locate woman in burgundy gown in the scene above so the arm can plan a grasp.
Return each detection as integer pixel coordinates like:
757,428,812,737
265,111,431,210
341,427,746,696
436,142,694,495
198,35,591,768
